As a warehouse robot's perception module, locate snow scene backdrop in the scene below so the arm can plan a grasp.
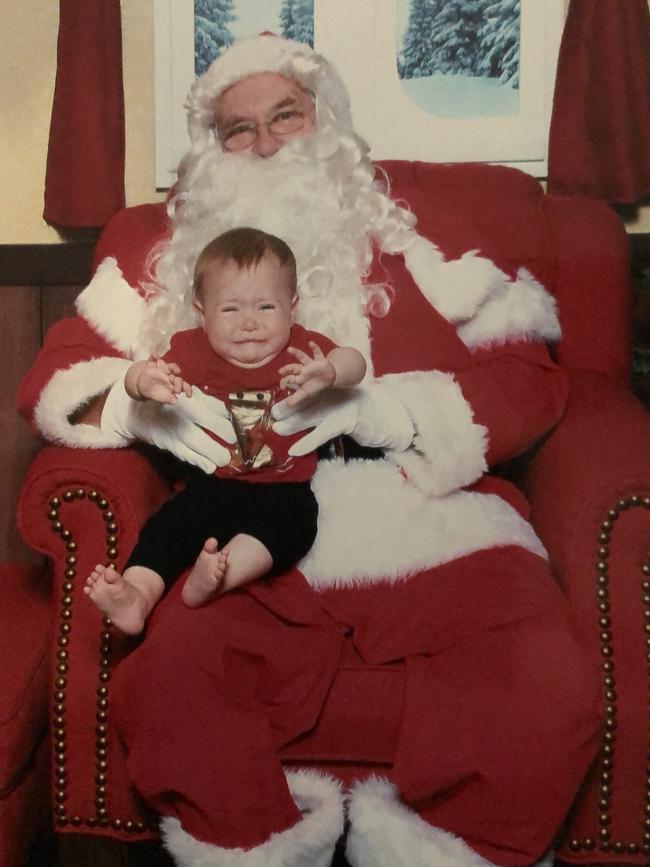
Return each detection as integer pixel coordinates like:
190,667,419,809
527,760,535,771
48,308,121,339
397,0,520,117
195,0,314,75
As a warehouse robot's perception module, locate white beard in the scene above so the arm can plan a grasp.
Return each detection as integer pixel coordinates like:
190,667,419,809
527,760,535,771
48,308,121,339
144,127,414,369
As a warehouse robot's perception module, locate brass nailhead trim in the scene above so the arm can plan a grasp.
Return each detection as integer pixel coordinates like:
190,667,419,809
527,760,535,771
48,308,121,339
47,488,151,833
562,495,650,856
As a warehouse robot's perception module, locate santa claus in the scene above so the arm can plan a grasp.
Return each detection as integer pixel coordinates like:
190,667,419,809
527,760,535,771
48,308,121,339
18,35,600,867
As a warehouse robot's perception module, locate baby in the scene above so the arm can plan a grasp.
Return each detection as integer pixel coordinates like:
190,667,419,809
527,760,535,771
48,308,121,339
84,227,366,633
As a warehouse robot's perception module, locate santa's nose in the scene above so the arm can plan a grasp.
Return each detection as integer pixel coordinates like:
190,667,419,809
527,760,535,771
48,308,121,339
252,126,282,158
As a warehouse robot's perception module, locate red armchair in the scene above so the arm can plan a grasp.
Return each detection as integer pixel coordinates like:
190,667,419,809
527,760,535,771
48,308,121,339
15,161,650,865
0,564,50,867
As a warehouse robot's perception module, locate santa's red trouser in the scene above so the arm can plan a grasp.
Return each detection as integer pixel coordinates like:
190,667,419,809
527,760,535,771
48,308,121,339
111,545,602,866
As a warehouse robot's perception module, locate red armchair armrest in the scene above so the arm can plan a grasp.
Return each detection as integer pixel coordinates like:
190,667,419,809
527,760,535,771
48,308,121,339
16,446,170,838
17,446,170,562
523,372,650,860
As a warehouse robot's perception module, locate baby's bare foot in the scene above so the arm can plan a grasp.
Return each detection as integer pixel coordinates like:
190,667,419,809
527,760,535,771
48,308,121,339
84,564,147,635
182,538,228,608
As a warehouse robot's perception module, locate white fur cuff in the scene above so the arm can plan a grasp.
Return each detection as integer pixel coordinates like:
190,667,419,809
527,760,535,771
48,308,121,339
403,235,508,323
33,356,133,448
457,268,561,350
161,769,344,867
402,237,561,350
380,370,488,497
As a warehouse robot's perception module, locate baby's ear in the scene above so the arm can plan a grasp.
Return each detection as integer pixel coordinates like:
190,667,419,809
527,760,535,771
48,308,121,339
290,293,299,315
193,297,206,324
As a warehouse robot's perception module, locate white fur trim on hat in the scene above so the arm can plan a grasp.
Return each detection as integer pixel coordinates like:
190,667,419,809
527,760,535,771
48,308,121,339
160,769,344,867
33,356,133,447
380,370,488,497
346,776,499,867
299,458,546,590
187,35,352,147
75,257,147,358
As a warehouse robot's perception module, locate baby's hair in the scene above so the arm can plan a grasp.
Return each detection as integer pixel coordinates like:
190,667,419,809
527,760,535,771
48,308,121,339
193,227,297,300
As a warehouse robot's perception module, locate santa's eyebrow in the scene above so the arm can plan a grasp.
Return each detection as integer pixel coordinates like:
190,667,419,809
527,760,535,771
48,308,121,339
270,96,302,112
219,96,306,132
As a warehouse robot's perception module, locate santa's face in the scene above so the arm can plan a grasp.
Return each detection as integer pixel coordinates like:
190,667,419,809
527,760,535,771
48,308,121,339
194,253,297,368
146,69,391,362
215,72,316,158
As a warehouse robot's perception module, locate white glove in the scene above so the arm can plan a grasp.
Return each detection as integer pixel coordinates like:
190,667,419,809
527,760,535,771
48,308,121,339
101,379,236,474
271,384,415,457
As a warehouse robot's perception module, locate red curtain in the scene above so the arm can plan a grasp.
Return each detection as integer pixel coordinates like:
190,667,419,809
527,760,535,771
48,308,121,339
43,0,125,228
548,0,650,204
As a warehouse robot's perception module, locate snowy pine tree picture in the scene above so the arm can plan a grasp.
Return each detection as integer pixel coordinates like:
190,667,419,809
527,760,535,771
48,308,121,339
280,0,314,46
478,0,520,87
194,0,236,76
194,0,314,78
429,1,486,75
398,0,441,79
397,0,520,117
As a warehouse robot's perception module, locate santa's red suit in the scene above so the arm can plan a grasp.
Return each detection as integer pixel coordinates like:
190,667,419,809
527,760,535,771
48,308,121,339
17,35,601,867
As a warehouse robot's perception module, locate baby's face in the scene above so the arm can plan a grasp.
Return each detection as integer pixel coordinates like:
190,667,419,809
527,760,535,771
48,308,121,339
195,254,296,368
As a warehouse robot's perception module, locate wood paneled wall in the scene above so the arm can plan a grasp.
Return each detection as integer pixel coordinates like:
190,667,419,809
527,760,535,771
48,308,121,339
2,244,93,565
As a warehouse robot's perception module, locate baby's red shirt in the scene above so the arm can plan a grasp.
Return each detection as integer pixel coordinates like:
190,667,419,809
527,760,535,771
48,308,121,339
165,323,337,483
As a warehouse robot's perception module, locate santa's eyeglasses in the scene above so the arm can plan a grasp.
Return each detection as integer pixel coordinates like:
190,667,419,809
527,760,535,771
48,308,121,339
218,99,315,152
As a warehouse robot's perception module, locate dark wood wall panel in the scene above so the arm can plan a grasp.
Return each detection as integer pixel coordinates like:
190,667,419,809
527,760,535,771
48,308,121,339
42,285,81,333
2,285,44,564
3,282,84,564
1,241,95,285
1,244,91,566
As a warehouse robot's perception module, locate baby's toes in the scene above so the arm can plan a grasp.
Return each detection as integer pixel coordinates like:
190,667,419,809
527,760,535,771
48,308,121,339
102,565,118,583
204,537,219,555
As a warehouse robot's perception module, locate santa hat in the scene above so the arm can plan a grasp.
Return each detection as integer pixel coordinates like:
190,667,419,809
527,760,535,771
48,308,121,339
186,34,352,148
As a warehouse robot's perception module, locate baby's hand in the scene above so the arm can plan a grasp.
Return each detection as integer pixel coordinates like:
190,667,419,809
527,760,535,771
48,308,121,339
126,358,192,404
278,342,337,407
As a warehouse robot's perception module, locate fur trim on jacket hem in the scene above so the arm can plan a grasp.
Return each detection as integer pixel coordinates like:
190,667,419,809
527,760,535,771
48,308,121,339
299,459,546,589
380,370,488,497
